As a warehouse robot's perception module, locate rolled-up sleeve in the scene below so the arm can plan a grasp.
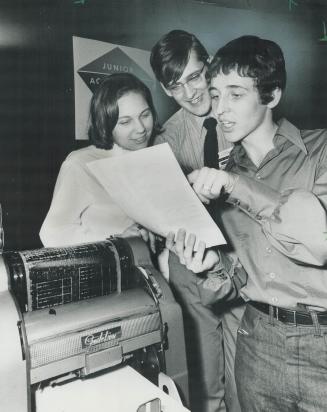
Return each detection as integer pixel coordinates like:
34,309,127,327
197,250,248,305
227,169,327,266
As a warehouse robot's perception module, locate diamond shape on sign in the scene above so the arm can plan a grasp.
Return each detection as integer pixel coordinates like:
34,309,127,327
78,47,154,93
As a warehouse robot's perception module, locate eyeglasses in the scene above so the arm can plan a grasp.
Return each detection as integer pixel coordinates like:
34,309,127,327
167,64,206,95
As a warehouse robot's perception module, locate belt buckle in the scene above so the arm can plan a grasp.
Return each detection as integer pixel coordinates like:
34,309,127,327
275,306,297,325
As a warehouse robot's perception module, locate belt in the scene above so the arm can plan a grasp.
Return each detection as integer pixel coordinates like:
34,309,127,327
249,301,327,326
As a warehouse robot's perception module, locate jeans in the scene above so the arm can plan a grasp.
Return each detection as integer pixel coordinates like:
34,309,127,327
235,304,327,412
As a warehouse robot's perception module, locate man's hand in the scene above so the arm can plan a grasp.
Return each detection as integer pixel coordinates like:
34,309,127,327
188,167,238,204
166,228,220,273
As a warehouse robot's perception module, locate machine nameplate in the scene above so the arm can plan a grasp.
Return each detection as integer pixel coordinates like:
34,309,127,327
81,326,122,349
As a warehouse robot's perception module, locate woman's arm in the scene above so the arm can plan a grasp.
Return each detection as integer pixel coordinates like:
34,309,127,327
39,161,97,247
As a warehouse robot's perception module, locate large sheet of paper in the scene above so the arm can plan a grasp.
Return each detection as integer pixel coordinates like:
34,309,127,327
87,143,226,248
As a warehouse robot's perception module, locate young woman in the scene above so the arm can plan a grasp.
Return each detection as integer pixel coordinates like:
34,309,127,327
40,73,161,247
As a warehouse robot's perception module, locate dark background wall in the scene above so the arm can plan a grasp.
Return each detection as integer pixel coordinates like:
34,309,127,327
1,0,326,250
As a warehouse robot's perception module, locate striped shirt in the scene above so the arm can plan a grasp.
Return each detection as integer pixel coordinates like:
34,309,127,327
154,108,232,174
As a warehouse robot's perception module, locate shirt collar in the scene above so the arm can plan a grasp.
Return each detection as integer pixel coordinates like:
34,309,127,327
228,118,307,166
182,107,213,130
227,143,249,170
90,144,131,157
275,118,308,154
111,143,131,156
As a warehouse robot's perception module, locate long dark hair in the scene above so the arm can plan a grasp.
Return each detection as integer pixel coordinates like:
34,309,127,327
88,73,161,149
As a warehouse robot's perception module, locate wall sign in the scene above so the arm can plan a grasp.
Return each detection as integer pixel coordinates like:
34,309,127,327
73,36,155,140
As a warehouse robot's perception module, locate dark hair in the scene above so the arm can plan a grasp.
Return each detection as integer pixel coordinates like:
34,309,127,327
88,73,161,149
150,30,209,88
208,35,286,104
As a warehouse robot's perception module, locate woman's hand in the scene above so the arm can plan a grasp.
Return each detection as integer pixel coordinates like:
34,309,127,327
165,228,220,273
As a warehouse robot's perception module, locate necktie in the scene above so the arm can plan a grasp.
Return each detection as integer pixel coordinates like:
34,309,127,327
203,117,219,219
203,117,219,169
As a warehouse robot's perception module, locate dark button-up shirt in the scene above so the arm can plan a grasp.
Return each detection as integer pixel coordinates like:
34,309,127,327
221,118,327,310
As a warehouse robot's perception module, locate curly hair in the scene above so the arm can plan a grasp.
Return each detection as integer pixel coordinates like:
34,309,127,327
208,35,286,104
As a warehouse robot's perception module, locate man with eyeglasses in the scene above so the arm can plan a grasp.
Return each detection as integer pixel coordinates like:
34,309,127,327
151,30,231,175
150,30,240,412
